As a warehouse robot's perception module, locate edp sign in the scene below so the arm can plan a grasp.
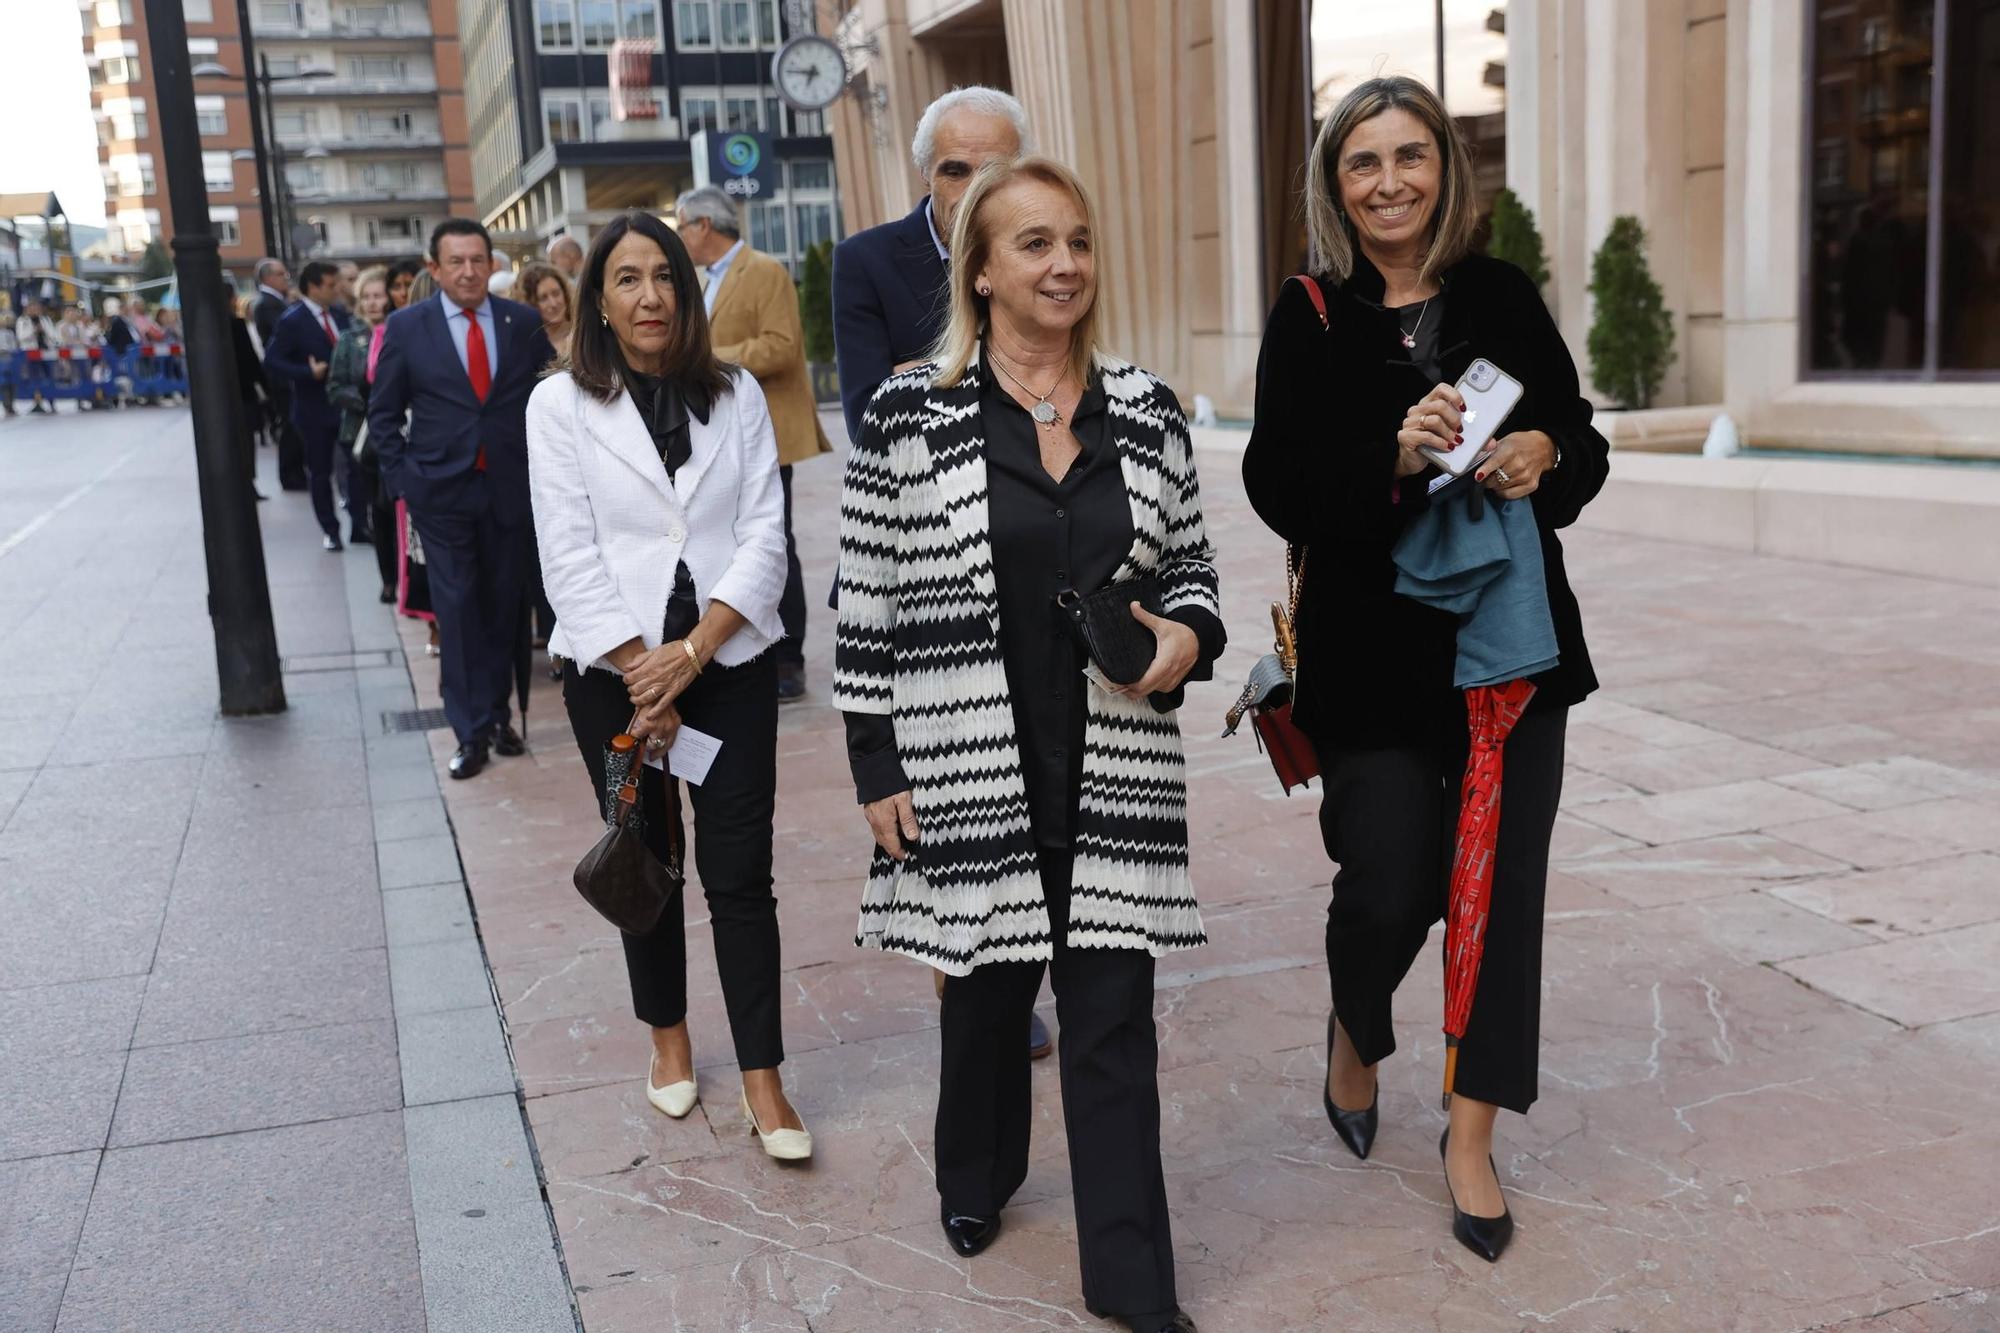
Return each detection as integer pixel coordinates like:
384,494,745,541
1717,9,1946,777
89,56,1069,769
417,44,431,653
690,130,780,200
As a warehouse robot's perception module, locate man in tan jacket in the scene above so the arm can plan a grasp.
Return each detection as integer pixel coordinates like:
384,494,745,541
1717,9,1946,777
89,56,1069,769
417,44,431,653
676,185,833,703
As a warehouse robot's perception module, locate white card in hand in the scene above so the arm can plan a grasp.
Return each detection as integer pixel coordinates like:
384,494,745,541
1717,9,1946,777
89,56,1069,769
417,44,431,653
639,725,723,785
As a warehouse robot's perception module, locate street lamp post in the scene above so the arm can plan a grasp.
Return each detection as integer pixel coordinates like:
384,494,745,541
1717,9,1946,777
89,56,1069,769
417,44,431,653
142,0,286,716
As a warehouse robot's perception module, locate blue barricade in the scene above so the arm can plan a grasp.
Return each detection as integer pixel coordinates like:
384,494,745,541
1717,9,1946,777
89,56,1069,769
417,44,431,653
3,345,189,404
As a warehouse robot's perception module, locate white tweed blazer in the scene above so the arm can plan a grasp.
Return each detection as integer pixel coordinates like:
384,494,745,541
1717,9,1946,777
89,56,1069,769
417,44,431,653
834,356,1222,974
526,368,786,671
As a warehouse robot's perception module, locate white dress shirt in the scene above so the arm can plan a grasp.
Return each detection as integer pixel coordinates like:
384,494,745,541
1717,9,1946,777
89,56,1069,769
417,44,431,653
440,292,499,379
702,239,746,314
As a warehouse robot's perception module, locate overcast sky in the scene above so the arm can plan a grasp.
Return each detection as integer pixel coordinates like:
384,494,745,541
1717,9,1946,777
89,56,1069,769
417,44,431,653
8,0,1509,232
6,0,106,226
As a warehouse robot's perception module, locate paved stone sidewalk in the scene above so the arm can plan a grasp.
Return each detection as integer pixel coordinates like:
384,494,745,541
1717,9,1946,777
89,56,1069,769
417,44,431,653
420,418,2000,1332
0,408,572,1332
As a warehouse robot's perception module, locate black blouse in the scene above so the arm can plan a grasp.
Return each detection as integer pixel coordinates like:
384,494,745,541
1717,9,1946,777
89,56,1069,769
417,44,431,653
844,350,1225,845
621,362,709,640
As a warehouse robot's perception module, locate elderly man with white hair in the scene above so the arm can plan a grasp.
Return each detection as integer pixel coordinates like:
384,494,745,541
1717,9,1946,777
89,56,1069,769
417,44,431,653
827,84,1053,1062
545,233,585,281
830,84,1030,444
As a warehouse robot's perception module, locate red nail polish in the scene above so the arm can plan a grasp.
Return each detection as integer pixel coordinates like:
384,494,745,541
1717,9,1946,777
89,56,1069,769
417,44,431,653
1475,471,1487,481
1455,434,1464,443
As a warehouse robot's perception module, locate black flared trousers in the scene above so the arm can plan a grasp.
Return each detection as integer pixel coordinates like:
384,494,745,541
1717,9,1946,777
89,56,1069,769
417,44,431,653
562,653,785,1070
935,850,1175,1318
1316,705,1567,1115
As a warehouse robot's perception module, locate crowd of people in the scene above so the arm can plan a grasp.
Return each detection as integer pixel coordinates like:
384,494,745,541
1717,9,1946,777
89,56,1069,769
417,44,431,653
13,72,1606,1332
0,290,184,415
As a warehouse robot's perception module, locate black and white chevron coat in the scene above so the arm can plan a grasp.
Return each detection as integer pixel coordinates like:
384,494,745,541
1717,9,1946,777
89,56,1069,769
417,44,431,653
833,356,1221,975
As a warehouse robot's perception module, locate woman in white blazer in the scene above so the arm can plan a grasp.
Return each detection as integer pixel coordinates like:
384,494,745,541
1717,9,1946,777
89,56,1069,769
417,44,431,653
526,210,811,1161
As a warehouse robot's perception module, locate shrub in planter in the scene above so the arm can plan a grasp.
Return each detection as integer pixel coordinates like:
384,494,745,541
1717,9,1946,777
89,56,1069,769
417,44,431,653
1485,187,1550,292
799,239,839,405
1587,215,1675,410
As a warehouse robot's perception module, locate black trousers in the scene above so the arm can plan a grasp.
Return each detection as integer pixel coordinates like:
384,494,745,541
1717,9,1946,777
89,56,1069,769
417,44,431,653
936,851,1175,1317
364,465,398,593
774,464,806,668
1316,705,1567,1115
562,653,785,1070
267,381,308,488
409,496,524,745
300,416,341,539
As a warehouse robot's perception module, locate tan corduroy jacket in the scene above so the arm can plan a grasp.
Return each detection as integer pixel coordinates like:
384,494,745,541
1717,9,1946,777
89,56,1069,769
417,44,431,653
707,244,833,467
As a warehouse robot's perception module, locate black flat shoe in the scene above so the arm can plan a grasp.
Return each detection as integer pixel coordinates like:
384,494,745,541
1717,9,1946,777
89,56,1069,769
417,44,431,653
1323,1014,1377,1160
378,586,396,604
492,724,525,757
1439,1129,1514,1263
449,741,488,780
940,1210,999,1258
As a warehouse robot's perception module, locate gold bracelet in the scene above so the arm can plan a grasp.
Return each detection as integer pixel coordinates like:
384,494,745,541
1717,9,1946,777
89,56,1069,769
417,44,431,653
680,639,703,674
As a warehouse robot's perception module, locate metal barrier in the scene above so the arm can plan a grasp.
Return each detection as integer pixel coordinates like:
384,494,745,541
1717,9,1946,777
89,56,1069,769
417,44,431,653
3,345,188,405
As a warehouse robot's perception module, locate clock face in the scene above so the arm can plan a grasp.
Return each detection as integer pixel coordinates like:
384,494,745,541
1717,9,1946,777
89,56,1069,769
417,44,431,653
773,35,845,112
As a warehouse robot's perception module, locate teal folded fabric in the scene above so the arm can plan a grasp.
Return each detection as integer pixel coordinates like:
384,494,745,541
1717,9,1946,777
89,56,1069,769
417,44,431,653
1392,484,1559,688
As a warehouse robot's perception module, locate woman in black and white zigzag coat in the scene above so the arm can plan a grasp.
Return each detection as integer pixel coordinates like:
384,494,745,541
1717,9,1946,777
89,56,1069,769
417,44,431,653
834,157,1223,1333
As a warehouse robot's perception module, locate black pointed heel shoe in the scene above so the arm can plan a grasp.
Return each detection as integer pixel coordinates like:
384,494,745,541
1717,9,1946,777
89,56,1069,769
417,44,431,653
1323,1014,1378,1160
1439,1129,1514,1263
941,1210,1000,1257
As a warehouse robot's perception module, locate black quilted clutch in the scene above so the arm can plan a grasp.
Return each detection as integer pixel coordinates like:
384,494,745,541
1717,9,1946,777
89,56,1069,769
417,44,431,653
1056,576,1180,712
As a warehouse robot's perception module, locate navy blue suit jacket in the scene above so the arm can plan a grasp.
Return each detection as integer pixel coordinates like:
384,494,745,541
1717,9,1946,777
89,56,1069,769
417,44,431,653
368,295,554,527
263,301,350,437
831,197,949,443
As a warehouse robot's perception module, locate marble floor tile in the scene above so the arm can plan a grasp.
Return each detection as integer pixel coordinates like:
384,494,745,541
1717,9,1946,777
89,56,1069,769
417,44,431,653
1780,923,2000,1028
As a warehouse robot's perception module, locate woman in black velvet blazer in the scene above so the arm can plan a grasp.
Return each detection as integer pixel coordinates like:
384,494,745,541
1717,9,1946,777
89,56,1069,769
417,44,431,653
1242,76,1608,1264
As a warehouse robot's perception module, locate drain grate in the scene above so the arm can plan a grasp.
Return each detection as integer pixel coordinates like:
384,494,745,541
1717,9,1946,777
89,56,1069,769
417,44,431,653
382,707,453,735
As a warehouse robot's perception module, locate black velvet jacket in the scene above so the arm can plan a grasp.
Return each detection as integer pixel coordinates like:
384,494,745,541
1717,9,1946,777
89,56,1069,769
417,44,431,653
1241,251,1610,751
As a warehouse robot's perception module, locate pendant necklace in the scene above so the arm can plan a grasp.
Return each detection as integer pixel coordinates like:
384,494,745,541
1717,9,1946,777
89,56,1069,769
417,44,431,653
1399,294,1433,350
990,353,1068,427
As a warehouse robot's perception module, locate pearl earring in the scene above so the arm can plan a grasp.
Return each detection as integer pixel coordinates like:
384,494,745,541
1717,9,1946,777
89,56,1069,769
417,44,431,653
977,285,990,297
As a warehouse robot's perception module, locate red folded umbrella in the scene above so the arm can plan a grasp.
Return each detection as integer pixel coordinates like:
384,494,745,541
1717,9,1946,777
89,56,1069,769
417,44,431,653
1441,677,1538,1106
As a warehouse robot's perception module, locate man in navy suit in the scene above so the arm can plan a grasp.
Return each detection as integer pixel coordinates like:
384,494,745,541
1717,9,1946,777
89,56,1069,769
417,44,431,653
831,86,1030,443
370,219,555,779
251,258,309,491
829,87,1055,1061
262,260,353,548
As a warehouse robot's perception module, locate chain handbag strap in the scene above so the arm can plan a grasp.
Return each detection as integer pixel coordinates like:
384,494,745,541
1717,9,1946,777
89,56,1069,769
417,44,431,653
1274,274,1330,675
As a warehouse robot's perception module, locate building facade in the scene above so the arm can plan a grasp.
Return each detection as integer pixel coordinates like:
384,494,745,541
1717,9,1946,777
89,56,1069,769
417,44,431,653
832,0,1997,458
82,0,267,275
467,0,840,275
251,0,476,261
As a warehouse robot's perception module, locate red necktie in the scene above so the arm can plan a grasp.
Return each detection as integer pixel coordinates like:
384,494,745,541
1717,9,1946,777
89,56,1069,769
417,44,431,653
321,311,336,344
463,309,490,470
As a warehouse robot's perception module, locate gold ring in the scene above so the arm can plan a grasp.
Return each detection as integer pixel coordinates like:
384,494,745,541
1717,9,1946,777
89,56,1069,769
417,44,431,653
1494,467,1512,484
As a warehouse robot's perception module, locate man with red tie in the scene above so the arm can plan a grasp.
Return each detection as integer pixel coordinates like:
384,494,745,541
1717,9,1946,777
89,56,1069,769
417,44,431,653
370,219,556,778
262,261,356,549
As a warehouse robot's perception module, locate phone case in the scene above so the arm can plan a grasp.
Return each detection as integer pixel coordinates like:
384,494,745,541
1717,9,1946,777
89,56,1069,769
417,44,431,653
1422,359,1525,476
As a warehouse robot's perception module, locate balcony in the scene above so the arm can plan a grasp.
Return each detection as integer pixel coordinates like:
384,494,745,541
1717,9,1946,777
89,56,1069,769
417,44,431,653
267,76,438,96
252,10,431,39
274,131,445,153
286,186,449,206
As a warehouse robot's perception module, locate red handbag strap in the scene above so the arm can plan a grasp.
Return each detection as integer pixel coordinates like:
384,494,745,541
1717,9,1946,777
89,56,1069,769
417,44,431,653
1287,273,1329,330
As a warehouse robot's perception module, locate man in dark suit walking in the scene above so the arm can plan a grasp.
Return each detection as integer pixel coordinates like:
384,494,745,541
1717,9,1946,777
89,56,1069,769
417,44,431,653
369,218,554,780
830,86,1054,1061
251,258,308,491
831,85,1029,443
263,260,354,549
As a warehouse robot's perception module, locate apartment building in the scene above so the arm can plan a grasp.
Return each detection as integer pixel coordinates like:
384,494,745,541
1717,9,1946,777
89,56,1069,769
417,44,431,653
82,0,267,275
250,0,475,260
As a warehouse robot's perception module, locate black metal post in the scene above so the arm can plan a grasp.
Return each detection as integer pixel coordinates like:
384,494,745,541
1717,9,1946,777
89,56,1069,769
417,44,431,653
1434,0,1446,103
143,0,286,716
237,0,278,257
261,55,293,267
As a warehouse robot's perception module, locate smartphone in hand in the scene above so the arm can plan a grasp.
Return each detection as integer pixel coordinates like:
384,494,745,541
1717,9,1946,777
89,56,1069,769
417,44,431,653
1421,358,1524,476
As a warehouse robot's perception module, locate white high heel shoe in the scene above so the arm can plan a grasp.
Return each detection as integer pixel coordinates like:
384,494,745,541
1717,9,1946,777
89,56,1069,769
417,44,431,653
741,1090,812,1161
645,1057,698,1119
